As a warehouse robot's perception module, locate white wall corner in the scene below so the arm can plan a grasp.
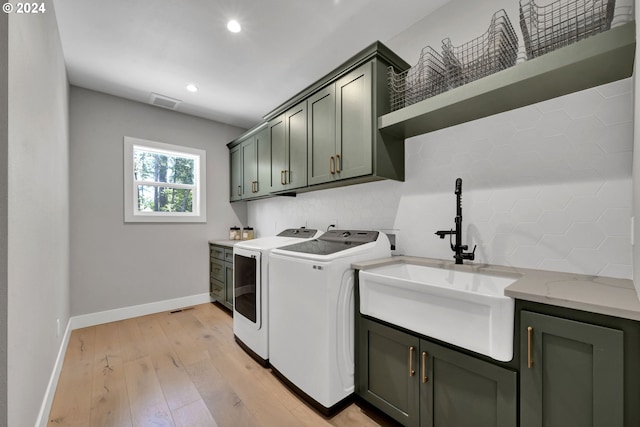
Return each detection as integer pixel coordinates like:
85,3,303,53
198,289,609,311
34,319,72,427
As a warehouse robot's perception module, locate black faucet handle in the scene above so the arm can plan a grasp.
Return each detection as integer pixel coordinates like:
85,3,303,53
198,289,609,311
435,229,453,239
463,245,477,260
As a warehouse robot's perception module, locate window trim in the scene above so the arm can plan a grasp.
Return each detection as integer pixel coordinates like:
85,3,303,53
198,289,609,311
123,136,207,223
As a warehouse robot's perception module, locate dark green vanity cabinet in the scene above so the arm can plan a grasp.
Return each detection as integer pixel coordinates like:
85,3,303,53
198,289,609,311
357,317,517,427
209,243,233,310
308,62,373,185
520,311,624,427
517,300,640,427
269,100,308,193
228,124,271,201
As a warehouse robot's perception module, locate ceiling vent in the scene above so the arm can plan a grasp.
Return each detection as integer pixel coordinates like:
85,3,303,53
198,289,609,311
149,93,182,111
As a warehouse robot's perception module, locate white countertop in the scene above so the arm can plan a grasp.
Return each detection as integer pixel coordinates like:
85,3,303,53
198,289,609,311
352,256,640,322
208,239,240,247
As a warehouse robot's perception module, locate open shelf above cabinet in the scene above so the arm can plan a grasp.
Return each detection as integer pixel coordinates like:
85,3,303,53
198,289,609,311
378,21,636,139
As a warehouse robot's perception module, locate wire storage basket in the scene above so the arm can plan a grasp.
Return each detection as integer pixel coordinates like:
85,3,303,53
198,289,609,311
388,46,447,112
442,9,519,89
520,0,615,58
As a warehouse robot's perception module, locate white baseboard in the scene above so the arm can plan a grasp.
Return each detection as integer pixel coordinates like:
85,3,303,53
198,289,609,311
35,293,212,427
70,293,212,330
35,319,72,427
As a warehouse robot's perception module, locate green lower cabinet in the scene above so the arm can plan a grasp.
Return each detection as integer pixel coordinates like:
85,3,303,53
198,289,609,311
520,311,624,427
357,317,517,427
224,261,233,307
357,318,420,426
209,244,234,310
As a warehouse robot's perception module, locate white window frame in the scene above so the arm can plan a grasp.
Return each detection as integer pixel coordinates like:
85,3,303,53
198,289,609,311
124,136,206,223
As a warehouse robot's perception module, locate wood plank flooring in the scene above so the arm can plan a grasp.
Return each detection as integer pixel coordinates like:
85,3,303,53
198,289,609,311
48,303,396,426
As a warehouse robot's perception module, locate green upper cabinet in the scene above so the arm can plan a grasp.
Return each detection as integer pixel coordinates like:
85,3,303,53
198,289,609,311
228,123,271,201
228,41,409,201
520,311,624,427
244,127,271,198
308,62,373,185
269,100,308,193
241,135,256,198
229,144,242,202
308,84,336,185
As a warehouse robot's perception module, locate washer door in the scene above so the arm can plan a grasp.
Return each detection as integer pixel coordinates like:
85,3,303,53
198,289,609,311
233,248,261,328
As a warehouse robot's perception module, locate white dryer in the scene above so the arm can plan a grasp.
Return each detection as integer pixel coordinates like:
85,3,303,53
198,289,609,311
233,228,322,366
268,230,391,415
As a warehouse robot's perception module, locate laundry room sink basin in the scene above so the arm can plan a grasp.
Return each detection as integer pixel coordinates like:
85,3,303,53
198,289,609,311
358,263,520,362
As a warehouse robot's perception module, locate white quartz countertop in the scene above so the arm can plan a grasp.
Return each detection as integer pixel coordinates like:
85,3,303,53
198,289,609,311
208,239,240,247
352,256,640,322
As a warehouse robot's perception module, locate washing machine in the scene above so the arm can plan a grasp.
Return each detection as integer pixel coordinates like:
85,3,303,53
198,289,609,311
233,228,322,366
268,230,391,414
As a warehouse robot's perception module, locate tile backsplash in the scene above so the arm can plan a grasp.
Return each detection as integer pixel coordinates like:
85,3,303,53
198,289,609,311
247,78,633,279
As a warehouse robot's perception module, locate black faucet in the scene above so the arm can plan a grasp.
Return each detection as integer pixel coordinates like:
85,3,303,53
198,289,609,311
435,178,476,264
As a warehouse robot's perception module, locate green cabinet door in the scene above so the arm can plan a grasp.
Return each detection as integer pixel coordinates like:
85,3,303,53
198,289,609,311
224,261,233,308
308,85,337,185
421,340,517,427
284,100,307,191
520,311,624,427
229,145,242,201
308,62,373,186
254,127,270,197
357,317,420,427
335,61,372,180
357,316,517,427
269,114,286,192
241,135,256,199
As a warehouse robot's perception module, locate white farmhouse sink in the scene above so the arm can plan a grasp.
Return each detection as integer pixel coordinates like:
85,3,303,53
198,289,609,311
359,263,520,362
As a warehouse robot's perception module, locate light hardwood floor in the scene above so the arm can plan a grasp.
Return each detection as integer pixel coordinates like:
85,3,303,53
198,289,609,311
48,303,396,426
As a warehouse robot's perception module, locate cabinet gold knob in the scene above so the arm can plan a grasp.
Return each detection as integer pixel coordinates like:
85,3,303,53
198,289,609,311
335,154,341,173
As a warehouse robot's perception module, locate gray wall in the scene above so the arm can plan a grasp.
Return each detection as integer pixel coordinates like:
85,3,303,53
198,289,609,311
69,87,246,316
0,8,7,427
7,1,70,424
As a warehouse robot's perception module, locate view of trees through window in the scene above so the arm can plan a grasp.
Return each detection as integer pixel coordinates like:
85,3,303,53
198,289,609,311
133,148,196,213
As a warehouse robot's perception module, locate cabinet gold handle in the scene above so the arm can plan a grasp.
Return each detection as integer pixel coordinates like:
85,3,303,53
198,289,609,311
285,170,290,184
409,346,415,377
280,170,285,185
252,181,258,193
237,185,241,196
527,326,534,368
330,156,335,174
422,351,428,383
335,154,341,173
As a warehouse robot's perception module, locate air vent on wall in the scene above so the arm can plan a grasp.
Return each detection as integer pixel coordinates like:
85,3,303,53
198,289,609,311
149,93,182,110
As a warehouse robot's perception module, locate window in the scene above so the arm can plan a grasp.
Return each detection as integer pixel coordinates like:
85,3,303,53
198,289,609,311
124,136,206,222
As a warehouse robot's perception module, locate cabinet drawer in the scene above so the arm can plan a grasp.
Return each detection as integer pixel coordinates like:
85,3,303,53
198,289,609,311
210,259,225,282
224,248,234,263
210,277,224,299
209,245,225,261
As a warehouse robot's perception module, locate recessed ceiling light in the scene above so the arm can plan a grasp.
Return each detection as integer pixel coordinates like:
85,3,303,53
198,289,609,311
186,84,198,93
227,19,241,33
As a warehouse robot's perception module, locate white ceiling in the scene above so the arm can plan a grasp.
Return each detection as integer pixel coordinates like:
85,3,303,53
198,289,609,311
52,0,448,129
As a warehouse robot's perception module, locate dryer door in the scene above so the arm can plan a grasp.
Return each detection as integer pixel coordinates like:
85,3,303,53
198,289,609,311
233,247,261,328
